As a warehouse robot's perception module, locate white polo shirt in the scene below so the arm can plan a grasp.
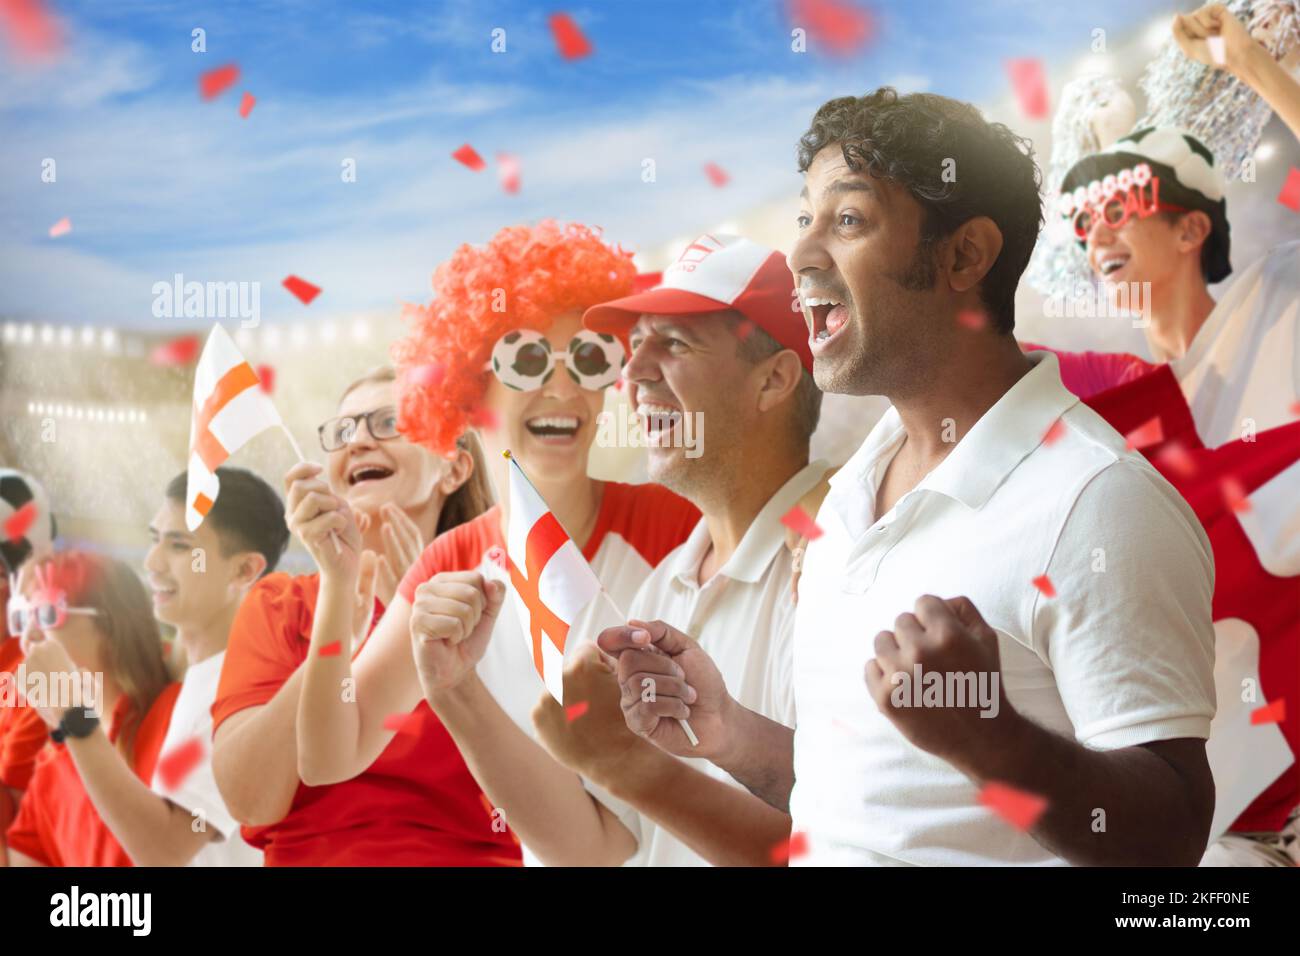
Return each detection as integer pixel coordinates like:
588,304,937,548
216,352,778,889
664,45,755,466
790,351,1217,866
619,458,827,867
150,651,262,866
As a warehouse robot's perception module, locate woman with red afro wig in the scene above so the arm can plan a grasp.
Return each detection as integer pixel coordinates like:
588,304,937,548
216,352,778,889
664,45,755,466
293,220,700,865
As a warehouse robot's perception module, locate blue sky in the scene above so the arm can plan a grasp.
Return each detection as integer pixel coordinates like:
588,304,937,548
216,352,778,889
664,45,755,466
0,0,1177,327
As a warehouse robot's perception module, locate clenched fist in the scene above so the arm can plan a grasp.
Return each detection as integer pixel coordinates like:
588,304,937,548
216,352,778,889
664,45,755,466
409,571,506,696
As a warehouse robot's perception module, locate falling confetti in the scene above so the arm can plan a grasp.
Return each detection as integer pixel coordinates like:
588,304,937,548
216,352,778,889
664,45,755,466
496,153,521,194
1221,476,1251,513
1124,416,1164,450
452,144,486,172
469,405,500,431
979,781,1048,831
1278,168,1300,214
255,363,275,394
486,546,506,568
548,12,592,60
0,0,62,59
788,0,875,57
1155,440,1197,479
1006,58,1049,120
156,737,205,791
282,275,321,305
199,63,240,100
383,712,420,735
734,319,756,342
47,216,70,238
703,162,730,187
769,830,809,863
1031,574,1055,598
4,501,37,543
149,335,201,367
957,309,987,331
407,363,445,389
1290,400,1300,418
1250,698,1286,725
239,91,255,118
318,640,341,658
780,505,824,541
1041,420,1065,446
565,701,589,722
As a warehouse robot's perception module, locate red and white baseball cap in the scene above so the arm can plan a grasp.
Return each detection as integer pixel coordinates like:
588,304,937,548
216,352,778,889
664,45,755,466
584,233,812,373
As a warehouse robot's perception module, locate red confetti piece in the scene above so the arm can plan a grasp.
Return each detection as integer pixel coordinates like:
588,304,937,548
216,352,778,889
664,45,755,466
1221,476,1251,513
486,546,506,568
1031,574,1055,599
407,362,445,389
469,405,499,431
1155,440,1197,479
383,712,420,735
788,0,875,57
239,91,255,118
1006,58,1049,120
156,737,205,791
1124,415,1164,451
282,275,321,305
255,363,275,394
769,830,809,864
1250,698,1286,726
735,319,756,342
452,143,486,172
780,505,824,541
565,701,589,722
47,216,70,238
703,162,730,187
496,153,520,194
957,309,987,331
318,640,341,658
1277,167,1300,213
548,12,592,60
979,781,1048,831
149,334,201,367
1289,400,1300,417
0,0,62,59
199,63,240,100
1041,420,1065,446
4,501,37,543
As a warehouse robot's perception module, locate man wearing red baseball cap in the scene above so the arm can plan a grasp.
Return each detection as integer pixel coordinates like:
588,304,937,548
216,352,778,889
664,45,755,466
435,233,830,866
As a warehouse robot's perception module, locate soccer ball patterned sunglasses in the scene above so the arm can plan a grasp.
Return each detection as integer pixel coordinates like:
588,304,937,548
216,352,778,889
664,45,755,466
486,329,626,392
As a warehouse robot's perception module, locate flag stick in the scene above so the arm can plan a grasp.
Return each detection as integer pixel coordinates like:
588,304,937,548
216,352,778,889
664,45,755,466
595,588,699,748
280,424,342,554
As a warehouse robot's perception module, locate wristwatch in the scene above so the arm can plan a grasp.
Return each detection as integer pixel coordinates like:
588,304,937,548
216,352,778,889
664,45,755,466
50,708,100,744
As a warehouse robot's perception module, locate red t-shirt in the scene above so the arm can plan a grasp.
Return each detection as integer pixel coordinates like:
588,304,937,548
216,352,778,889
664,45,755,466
5,684,181,867
211,573,522,867
0,637,52,793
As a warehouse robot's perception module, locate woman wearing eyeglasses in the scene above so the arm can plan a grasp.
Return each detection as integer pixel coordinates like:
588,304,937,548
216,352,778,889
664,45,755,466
209,367,496,866
290,220,699,865
5,552,179,866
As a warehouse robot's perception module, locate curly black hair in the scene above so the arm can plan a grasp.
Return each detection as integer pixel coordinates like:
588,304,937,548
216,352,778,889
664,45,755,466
797,88,1043,334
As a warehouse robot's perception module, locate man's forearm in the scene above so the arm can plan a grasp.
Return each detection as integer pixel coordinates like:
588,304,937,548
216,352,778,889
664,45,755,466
67,730,209,866
596,746,792,866
711,701,796,812
429,674,636,866
953,710,1213,867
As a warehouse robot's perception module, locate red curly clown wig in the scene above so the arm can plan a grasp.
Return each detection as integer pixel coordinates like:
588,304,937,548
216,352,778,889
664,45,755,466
392,220,637,456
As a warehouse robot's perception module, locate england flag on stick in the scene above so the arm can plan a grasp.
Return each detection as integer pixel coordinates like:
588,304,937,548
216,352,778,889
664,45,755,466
503,451,602,703
185,324,285,531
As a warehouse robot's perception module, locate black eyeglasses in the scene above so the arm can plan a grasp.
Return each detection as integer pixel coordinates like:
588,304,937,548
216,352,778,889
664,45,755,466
318,406,401,452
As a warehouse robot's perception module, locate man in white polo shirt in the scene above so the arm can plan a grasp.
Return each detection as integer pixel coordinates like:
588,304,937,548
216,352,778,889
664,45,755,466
601,89,1218,866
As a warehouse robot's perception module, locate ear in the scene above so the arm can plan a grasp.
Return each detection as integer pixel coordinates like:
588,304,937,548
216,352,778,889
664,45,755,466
1175,210,1213,255
754,349,804,415
944,217,1004,295
232,552,267,590
438,447,474,497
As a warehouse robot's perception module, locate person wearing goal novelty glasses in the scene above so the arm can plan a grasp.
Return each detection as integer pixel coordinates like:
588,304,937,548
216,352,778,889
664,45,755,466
290,220,699,865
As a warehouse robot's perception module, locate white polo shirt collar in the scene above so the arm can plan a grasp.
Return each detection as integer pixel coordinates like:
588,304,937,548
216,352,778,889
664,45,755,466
829,351,1077,535
668,457,829,589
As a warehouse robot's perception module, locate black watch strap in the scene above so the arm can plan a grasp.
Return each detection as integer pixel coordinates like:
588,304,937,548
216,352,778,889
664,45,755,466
51,708,100,743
